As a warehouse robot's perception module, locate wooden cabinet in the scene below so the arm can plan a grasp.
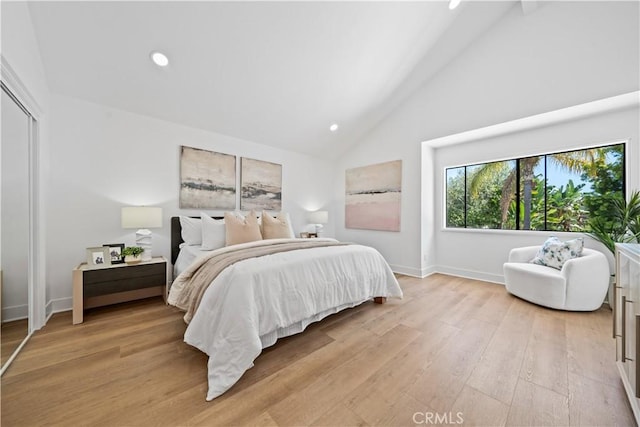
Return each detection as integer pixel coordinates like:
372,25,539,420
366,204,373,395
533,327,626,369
615,243,640,423
72,257,167,324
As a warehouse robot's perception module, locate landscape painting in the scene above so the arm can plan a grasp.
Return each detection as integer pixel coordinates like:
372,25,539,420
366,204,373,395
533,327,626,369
345,160,402,231
241,157,282,211
180,146,236,209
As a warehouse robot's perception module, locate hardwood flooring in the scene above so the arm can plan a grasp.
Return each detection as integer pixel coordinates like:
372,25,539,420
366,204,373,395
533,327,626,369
1,318,28,366
1,274,634,426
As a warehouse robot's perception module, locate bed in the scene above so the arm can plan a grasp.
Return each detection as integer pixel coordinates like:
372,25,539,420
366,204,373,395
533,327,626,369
167,216,403,401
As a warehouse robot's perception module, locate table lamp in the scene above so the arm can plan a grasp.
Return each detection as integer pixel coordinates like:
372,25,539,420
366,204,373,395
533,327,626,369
306,210,328,235
121,206,163,261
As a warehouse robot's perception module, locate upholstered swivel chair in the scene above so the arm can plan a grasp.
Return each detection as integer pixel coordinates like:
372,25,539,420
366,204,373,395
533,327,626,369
503,246,609,311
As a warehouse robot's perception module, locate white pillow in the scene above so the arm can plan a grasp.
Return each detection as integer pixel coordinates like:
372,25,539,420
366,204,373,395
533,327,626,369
179,216,202,246
531,236,584,270
201,212,226,250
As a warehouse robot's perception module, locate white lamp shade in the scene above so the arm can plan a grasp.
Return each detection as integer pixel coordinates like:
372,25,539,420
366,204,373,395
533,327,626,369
306,210,328,224
121,206,163,229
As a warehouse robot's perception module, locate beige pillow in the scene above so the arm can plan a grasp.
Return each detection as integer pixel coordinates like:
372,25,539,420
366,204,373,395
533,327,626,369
224,211,262,246
261,211,295,239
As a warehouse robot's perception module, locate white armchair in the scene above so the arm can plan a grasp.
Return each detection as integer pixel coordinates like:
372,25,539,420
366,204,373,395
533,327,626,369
503,246,610,311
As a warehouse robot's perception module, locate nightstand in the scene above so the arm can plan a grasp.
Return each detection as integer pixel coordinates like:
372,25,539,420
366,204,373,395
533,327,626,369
72,256,167,324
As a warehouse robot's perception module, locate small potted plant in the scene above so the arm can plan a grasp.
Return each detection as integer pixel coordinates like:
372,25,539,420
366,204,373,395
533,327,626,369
122,246,144,264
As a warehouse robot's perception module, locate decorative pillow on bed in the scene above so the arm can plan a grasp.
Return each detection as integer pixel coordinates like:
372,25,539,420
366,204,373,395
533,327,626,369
180,216,202,246
224,210,263,246
201,212,226,250
531,236,584,270
260,211,295,239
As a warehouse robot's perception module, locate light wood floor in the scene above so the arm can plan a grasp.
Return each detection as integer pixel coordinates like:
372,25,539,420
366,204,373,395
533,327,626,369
1,318,28,366
1,274,634,426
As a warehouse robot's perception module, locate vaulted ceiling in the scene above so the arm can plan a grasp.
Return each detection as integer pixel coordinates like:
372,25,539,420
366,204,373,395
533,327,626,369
27,1,516,158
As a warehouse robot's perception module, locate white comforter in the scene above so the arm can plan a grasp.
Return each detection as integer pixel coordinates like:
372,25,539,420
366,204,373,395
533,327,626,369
168,238,402,401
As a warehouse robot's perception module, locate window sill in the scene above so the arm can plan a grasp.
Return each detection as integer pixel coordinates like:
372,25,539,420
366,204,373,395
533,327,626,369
440,227,588,238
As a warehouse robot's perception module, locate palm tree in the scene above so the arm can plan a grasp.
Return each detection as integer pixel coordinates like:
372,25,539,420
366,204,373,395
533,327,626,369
545,179,588,232
469,149,607,229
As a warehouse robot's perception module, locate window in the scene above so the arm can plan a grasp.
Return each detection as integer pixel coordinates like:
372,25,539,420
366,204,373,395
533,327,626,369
445,143,625,231
446,167,465,228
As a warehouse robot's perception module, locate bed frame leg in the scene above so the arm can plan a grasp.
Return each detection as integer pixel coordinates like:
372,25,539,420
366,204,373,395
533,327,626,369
374,297,387,304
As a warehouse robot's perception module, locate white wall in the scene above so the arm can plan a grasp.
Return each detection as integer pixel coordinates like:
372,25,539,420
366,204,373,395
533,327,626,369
46,94,335,310
1,1,50,328
334,131,424,277
1,3,50,107
334,1,639,278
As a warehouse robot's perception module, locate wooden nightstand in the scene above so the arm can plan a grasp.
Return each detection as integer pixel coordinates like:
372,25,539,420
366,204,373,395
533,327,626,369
72,256,167,324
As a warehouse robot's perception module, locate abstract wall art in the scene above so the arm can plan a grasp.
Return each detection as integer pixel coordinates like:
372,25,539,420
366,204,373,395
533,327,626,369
179,145,236,209
241,157,282,211
345,159,402,231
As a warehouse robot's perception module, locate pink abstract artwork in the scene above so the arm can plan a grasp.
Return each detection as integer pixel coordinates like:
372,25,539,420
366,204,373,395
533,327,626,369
345,160,402,232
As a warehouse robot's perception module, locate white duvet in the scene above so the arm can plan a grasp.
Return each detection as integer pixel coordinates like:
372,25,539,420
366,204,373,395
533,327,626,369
168,238,402,401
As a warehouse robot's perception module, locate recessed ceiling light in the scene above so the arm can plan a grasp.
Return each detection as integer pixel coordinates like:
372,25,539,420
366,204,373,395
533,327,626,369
330,123,339,132
150,51,169,67
449,0,461,10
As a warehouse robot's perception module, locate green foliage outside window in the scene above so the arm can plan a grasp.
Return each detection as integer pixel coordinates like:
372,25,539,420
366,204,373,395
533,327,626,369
446,168,465,228
445,143,625,232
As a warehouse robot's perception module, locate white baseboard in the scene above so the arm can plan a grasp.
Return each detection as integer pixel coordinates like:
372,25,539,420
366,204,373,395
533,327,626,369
390,264,503,283
1,304,28,323
421,266,437,278
434,265,505,285
390,264,436,278
45,299,53,321
47,297,72,315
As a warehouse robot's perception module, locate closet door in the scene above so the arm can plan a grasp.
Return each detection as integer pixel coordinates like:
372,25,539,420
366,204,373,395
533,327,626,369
1,84,31,368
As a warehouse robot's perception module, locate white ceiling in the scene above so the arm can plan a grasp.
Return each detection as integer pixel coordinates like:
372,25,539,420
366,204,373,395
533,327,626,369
27,1,516,158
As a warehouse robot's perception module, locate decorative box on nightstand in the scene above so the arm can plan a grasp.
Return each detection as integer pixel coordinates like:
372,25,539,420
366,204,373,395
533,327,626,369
72,256,167,324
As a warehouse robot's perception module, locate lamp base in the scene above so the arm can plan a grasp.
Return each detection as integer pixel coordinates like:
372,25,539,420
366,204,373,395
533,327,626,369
136,229,153,261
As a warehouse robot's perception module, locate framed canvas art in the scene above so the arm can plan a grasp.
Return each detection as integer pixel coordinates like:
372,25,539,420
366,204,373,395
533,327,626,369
240,157,282,211
345,160,402,231
180,146,236,209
